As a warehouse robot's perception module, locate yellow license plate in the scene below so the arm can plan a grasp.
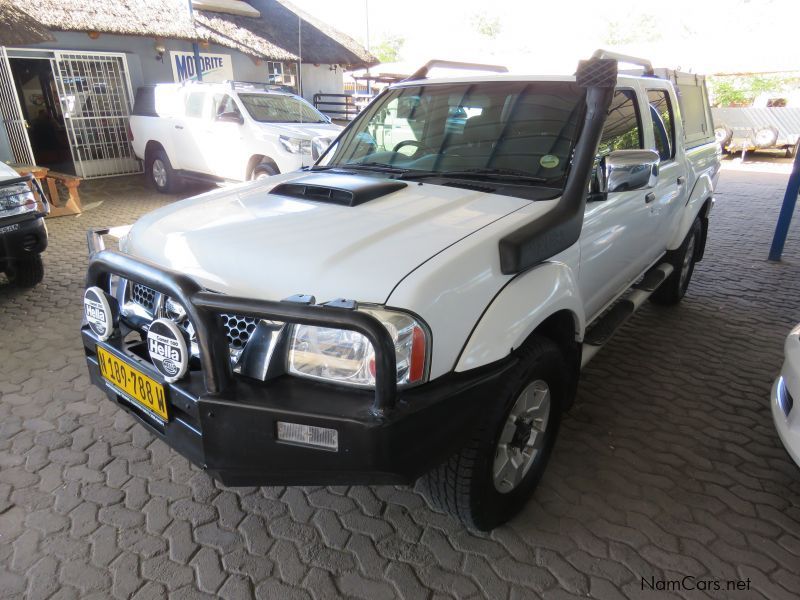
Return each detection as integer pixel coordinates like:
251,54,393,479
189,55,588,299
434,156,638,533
96,346,169,421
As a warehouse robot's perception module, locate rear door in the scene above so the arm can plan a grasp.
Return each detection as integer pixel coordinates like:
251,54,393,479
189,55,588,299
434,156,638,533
579,88,656,319
644,85,688,250
171,89,208,172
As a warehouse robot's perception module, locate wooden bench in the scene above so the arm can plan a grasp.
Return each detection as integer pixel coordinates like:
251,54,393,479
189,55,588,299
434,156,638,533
12,165,83,217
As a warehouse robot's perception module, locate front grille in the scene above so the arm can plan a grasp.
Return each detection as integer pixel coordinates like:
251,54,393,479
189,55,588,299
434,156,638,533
130,283,157,313
221,314,258,350
123,279,259,358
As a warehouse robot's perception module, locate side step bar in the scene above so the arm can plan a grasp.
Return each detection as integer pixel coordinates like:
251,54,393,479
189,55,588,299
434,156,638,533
581,262,674,367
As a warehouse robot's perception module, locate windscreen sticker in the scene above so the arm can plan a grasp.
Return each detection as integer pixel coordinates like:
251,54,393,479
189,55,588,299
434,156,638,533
540,154,560,169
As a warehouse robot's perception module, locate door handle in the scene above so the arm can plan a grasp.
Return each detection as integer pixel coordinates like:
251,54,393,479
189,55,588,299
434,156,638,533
174,125,184,130
677,176,686,185
645,192,656,203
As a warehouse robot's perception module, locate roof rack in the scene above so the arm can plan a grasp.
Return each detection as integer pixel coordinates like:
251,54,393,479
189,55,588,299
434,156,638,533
226,81,295,93
591,49,655,77
403,60,509,82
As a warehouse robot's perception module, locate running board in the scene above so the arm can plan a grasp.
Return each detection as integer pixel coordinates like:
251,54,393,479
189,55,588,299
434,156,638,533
581,262,674,367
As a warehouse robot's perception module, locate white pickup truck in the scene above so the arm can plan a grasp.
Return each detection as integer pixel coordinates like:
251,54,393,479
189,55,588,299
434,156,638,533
129,81,342,192
83,52,720,530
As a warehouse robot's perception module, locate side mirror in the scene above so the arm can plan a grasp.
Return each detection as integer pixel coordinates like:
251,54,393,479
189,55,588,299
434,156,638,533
599,149,660,193
311,136,332,161
217,111,243,124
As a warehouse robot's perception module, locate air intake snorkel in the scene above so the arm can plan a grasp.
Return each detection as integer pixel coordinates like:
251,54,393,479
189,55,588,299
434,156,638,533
498,57,618,274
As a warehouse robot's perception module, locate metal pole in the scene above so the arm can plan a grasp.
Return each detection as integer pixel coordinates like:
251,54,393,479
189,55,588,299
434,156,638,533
297,13,302,98
768,148,800,261
187,0,203,81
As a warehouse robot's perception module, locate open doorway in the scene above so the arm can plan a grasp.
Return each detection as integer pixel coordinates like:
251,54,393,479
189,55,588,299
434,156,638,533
8,57,75,174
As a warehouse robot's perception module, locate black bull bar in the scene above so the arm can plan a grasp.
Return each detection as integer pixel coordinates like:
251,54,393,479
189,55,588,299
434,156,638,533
85,228,398,416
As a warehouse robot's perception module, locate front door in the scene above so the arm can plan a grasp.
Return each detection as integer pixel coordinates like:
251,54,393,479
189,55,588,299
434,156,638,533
579,88,655,319
206,93,246,180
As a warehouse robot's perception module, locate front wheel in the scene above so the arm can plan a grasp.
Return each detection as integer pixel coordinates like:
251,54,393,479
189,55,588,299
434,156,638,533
650,217,702,305
420,336,567,531
252,163,278,181
6,254,44,288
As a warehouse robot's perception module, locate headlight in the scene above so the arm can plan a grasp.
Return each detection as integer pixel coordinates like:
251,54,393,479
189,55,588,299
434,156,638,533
287,307,428,388
0,184,36,217
279,135,312,154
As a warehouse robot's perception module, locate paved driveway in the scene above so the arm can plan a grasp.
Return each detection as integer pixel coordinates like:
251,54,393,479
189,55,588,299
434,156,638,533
1,162,799,599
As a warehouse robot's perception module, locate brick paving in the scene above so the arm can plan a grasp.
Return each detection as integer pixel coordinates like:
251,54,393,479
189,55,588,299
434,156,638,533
1,159,799,599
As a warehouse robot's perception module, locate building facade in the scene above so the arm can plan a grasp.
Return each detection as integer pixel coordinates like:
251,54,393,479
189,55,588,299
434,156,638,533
0,0,374,178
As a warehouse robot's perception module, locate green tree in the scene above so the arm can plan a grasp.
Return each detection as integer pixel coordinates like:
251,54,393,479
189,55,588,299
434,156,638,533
372,34,405,63
471,12,502,40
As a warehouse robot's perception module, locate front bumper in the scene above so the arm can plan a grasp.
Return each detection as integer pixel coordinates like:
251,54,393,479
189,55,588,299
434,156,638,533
772,376,800,468
84,230,514,485
0,174,49,263
0,213,48,262
84,329,513,485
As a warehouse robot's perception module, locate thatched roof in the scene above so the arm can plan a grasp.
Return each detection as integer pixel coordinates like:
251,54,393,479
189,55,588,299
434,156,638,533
13,0,199,41
248,0,377,67
194,11,297,61
6,0,373,66
0,0,53,45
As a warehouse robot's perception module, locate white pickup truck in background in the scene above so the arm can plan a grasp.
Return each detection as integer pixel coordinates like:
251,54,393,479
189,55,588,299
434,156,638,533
129,81,343,192
84,52,720,531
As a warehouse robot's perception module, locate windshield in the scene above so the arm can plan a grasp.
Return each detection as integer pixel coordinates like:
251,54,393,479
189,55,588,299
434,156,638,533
319,81,585,187
239,93,328,123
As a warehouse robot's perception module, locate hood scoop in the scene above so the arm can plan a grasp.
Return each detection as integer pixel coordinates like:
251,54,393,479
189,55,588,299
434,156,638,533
270,173,407,206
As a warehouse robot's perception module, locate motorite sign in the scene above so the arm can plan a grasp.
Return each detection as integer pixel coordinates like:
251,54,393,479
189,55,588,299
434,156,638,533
171,51,234,83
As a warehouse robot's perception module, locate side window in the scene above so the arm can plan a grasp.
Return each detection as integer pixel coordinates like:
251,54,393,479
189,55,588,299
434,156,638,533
212,94,239,119
185,92,205,118
647,89,675,161
597,90,642,158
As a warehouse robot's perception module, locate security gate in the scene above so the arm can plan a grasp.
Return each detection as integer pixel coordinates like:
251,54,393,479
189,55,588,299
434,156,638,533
52,51,141,178
0,47,35,165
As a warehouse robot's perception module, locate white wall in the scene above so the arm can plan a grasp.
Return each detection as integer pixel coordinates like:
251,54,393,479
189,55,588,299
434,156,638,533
300,64,344,102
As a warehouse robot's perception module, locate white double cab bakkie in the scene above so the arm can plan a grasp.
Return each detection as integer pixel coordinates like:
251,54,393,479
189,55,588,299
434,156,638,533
129,81,343,192
83,52,720,530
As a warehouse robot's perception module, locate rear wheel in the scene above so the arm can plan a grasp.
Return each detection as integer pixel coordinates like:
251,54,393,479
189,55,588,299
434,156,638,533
6,254,44,288
420,336,567,531
147,149,181,193
650,217,701,305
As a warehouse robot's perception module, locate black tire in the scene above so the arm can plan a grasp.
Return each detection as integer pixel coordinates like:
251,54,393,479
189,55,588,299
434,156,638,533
6,254,44,288
650,217,702,306
420,336,568,531
147,148,182,193
251,163,278,181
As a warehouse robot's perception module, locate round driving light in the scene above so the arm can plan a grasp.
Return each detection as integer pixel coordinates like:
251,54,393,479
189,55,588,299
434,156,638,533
146,318,189,382
83,286,116,341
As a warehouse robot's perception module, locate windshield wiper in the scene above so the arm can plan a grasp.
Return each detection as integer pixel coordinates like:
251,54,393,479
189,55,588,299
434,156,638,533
398,167,549,184
343,161,410,174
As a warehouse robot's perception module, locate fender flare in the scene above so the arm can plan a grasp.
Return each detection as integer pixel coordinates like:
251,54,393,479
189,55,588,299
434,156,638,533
668,172,713,250
455,261,585,372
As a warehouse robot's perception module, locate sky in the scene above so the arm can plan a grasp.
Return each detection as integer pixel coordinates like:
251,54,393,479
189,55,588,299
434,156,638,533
290,0,800,74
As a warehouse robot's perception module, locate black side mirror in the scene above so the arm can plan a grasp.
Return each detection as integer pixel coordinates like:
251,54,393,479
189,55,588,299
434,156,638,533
217,111,243,124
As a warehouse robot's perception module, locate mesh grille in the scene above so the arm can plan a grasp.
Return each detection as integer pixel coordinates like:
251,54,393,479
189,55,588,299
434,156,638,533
221,314,258,350
131,283,157,313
